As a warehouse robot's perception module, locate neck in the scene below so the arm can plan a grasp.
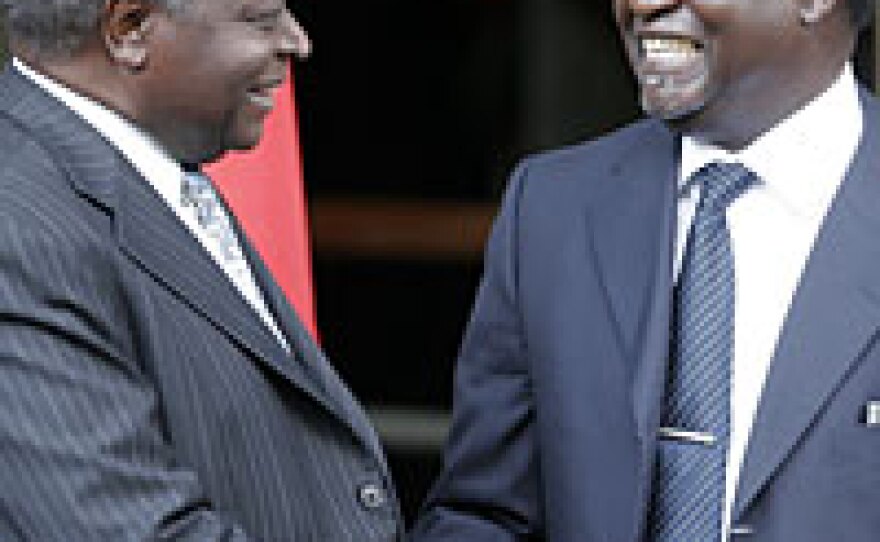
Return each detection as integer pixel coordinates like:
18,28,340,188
14,49,218,166
685,71,849,152
16,48,141,126
674,28,856,151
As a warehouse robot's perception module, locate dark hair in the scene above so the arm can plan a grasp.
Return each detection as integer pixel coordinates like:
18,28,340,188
849,0,875,30
1,0,187,58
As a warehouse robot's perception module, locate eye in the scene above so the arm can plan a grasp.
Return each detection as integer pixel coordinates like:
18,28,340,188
243,9,282,32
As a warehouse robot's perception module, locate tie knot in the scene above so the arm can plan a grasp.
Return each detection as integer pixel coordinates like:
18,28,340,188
690,161,758,212
182,169,212,190
181,170,214,205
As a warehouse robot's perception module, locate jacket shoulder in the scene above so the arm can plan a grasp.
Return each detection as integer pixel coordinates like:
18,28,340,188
0,111,111,243
504,118,671,211
0,111,69,184
523,118,668,177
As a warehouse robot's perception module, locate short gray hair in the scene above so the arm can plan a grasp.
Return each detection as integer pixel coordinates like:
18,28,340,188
2,0,188,58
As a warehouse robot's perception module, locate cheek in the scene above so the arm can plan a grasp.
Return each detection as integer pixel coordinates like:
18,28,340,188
214,46,274,94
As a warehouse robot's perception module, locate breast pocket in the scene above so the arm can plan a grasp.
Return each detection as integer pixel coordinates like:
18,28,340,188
827,396,880,519
832,401,880,472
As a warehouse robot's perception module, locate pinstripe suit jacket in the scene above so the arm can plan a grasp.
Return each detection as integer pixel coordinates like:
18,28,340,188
0,65,401,541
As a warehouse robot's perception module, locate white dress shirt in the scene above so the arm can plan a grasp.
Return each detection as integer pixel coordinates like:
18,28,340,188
13,58,290,351
676,64,863,538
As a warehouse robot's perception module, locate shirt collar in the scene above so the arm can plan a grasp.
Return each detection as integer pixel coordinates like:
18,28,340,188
680,63,863,217
11,57,185,189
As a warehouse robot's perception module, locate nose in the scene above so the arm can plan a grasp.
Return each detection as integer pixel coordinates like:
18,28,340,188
279,10,312,60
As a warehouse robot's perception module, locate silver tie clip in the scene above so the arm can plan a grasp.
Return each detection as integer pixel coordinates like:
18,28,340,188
730,525,755,536
864,401,880,426
657,427,717,446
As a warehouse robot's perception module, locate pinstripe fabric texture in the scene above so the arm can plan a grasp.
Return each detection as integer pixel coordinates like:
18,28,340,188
648,162,757,541
0,65,401,541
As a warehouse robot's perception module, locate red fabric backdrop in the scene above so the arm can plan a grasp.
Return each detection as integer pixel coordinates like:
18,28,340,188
205,67,317,337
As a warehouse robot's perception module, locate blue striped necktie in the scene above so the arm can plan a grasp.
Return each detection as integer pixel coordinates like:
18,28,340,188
648,161,758,541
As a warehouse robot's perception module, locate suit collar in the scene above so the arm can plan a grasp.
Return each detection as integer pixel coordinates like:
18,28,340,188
733,88,880,519
0,64,387,467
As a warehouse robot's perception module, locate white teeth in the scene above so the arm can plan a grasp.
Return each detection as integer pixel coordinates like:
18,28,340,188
248,92,274,109
641,38,700,63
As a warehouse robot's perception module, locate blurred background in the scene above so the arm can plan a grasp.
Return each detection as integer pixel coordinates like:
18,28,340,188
1,1,877,525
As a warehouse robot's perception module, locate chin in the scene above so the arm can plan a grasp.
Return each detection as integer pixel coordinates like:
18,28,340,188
637,69,715,122
640,85,717,135
229,125,266,152
641,90,708,122
648,103,706,126
199,148,229,165
194,134,258,165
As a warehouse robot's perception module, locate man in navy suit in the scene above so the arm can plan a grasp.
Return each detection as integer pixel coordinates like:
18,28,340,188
411,0,878,540
0,0,400,539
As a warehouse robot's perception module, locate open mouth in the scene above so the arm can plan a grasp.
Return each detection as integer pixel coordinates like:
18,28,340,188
246,80,284,109
639,36,704,66
631,34,711,119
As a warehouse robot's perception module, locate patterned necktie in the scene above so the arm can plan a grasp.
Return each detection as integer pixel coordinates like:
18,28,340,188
648,161,758,541
180,170,250,283
179,170,291,352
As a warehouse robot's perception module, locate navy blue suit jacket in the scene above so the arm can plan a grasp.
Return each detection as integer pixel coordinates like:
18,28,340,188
411,92,880,541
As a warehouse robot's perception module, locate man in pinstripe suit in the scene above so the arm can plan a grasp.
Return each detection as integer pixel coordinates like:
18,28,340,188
0,1,401,540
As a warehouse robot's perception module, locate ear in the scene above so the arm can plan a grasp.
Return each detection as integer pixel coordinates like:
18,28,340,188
799,0,841,25
101,0,155,71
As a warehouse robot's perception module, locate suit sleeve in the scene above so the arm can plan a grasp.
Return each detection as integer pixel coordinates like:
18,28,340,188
0,169,253,540
410,160,543,541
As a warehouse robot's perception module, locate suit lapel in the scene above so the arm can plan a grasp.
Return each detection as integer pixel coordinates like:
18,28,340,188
116,177,343,415
588,122,679,361
235,224,388,466
734,93,880,519
585,121,677,438
584,121,678,539
0,65,374,453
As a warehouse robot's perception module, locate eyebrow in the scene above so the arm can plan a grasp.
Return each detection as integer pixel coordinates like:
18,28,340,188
257,7,284,18
240,3,284,18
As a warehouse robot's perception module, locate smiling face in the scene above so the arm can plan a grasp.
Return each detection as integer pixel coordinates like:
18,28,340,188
134,0,310,162
614,0,854,148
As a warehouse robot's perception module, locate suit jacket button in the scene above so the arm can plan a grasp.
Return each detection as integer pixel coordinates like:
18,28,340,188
357,483,387,510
